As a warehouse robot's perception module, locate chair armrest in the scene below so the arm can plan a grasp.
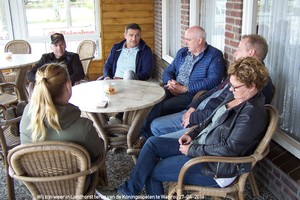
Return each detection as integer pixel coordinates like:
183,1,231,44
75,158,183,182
80,56,95,62
192,90,207,102
177,149,269,186
0,116,22,126
0,82,21,99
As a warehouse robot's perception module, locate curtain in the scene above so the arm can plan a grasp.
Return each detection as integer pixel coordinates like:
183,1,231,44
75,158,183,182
258,0,300,141
200,0,226,52
169,0,181,57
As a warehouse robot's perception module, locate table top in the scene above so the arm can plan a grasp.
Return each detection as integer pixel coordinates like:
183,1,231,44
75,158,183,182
69,80,166,113
0,54,41,70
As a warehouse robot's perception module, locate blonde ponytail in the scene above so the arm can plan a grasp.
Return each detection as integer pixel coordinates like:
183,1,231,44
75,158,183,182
28,63,70,142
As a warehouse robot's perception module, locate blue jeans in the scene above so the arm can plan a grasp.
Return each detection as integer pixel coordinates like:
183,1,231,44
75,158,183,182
118,137,219,199
161,91,193,116
139,90,193,138
150,110,188,137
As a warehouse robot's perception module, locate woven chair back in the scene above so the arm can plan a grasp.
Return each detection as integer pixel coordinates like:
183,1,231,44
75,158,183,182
8,141,91,199
77,40,96,78
4,40,32,54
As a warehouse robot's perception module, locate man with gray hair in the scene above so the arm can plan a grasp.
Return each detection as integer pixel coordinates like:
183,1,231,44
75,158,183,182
135,26,226,147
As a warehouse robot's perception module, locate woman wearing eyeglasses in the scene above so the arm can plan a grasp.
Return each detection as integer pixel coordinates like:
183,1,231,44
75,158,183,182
118,57,269,199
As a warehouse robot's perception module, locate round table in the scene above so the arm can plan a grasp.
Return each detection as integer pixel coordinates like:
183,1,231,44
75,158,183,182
70,80,165,186
0,54,40,101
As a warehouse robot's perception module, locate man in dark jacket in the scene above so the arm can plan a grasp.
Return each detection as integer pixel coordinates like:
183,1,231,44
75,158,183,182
102,23,153,80
28,33,85,86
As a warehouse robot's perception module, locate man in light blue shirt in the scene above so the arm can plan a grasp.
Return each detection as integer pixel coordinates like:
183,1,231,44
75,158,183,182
102,23,153,80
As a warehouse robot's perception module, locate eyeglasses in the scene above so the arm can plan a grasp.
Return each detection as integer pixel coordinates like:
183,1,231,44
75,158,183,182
230,83,245,92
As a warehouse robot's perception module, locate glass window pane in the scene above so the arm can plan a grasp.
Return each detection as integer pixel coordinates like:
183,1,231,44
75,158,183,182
0,0,9,41
22,0,100,56
168,0,181,57
25,0,96,38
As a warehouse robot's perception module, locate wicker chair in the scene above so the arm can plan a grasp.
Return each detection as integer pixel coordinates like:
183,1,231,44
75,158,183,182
2,40,32,83
0,82,22,108
0,104,22,200
4,40,32,54
8,141,104,200
77,40,96,81
168,104,279,200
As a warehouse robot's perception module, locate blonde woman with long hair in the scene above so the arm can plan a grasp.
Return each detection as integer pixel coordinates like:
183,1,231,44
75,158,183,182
20,63,104,161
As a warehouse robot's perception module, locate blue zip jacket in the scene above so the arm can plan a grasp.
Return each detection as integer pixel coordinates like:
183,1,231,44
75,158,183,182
103,39,153,80
162,45,226,96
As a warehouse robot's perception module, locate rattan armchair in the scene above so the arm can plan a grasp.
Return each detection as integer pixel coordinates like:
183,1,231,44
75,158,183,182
0,104,22,200
77,40,96,81
8,141,104,200
168,104,279,200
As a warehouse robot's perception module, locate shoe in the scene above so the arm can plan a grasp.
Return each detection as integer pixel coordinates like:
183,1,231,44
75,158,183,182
95,187,118,200
132,137,146,149
5,107,16,120
117,188,135,200
109,116,122,125
16,101,27,117
112,147,127,154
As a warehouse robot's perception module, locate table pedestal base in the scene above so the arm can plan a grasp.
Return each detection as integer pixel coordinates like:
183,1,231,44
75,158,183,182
85,106,153,187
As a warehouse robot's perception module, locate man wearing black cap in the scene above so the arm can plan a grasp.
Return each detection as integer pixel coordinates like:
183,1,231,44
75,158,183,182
28,33,85,85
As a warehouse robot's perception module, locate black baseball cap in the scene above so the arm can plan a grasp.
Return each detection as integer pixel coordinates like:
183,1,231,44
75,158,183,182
50,33,65,44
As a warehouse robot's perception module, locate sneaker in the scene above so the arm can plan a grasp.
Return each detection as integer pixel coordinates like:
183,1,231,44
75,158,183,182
109,116,122,125
95,188,118,200
132,137,146,149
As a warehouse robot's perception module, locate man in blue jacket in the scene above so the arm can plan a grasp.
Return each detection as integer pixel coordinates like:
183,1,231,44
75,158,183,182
101,23,154,125
102,23,153,80
135,26,226,147
150,34,274,138
161,26,226,115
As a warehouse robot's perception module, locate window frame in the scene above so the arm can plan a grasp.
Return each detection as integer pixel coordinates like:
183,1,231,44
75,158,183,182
162,0,181,64
190,0,226,53
189,0,199,26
